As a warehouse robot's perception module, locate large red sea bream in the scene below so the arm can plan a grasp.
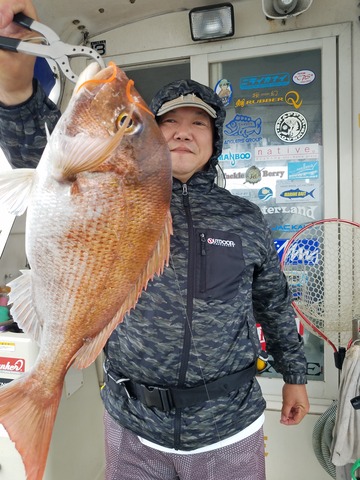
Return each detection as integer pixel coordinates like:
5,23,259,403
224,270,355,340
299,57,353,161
0,62,172,480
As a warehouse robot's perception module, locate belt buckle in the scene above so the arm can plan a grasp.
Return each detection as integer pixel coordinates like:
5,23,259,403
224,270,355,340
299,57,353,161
143,385,174,411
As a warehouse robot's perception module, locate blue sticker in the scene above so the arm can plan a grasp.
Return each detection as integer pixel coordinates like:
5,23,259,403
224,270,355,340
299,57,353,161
288,161,319,180
280,188,315,200
282,239,320,265
274,239,288,261
258,187,273,201
224,114,262,138
240,72,290,90
272,223,309,233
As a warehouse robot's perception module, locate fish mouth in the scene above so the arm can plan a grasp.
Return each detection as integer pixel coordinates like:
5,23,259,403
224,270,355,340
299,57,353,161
75,62,117,94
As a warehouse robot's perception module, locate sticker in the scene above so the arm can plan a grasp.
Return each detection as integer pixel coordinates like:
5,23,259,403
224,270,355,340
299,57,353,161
258,187,273,201
280,187,315,200
0,357,25,374
90,40,106,56
288,161,319,180
244,166,262,184
240,72,290,90
215,79,233,107
0,341,15,352
255,143,319,161
274,238,289,260
272,223,309,233
281,239,320,265
284,91,302,109
218,151,251,166
276,181,320,203
292,70,315,85
236,89,302,109
275,111,307,143
224,114,262,138
224,167,285,182
260,205,318,220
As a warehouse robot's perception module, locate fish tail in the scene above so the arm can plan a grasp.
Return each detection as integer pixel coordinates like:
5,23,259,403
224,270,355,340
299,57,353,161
0,373,62,480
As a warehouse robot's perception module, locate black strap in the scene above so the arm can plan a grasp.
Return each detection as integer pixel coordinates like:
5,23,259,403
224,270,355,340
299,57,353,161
105,363,256,412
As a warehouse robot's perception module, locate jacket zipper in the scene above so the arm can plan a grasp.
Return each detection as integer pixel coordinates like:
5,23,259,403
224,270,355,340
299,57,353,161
174,183,195,450
199,232,207,293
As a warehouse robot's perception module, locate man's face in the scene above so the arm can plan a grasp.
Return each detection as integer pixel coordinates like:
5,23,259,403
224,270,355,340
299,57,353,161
158,106,214,184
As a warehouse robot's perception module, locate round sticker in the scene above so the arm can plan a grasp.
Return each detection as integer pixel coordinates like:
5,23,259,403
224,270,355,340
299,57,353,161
215,78,233,107
258,187,273,201
292,70,315,85
275,111,307,143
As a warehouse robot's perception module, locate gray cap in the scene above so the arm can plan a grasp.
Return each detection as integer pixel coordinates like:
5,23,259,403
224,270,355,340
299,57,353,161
156,93,217,118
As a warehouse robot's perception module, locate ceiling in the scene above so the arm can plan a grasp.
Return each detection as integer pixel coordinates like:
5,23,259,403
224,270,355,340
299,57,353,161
33,0,234,42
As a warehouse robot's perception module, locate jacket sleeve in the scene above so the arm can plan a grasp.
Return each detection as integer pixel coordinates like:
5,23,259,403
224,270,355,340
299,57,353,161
252,214,308,384
0,79,61,169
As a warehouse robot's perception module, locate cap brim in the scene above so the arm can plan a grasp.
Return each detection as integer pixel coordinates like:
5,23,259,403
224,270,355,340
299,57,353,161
157,94,217,118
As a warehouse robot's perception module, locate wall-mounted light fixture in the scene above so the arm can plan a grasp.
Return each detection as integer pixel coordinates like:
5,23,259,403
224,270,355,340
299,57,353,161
189,3,234,42
262,0,313,19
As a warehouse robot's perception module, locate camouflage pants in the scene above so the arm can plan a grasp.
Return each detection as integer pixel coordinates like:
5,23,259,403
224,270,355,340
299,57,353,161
104,410,266,480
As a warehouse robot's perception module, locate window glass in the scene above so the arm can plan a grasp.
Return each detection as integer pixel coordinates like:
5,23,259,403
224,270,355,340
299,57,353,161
210,50,324,381
124,61,190,105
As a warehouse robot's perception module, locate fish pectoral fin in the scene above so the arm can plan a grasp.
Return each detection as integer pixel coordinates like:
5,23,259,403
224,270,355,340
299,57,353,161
0,168,35,215
50,109,134,181
8,270,43,344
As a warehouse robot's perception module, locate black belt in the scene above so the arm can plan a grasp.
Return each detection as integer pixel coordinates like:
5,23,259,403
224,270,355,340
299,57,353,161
104,363,256,412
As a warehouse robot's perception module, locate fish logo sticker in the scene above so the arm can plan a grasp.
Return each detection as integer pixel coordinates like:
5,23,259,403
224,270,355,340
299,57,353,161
280,188,315,200
293,70,315,85
275,111,307,143
224,114,262,138
277,181,320,203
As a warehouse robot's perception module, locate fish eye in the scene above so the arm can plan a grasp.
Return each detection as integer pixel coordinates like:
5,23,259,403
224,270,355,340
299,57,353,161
116,112,139,134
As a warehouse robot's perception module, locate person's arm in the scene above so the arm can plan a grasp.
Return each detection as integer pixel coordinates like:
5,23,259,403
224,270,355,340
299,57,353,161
0,0,39,105
0,0,61,168
251,212,310,424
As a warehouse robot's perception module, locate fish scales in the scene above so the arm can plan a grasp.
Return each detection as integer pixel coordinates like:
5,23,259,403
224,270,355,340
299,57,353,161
0,63,172,480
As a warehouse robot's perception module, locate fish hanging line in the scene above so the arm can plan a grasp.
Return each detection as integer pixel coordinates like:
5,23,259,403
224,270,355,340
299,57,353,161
169,251,223,444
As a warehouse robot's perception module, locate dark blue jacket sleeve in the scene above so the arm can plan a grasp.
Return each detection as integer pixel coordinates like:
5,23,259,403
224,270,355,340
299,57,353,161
0,79,61,168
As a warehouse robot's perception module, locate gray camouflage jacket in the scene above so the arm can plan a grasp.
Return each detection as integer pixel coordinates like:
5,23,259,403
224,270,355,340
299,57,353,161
0,79,307,451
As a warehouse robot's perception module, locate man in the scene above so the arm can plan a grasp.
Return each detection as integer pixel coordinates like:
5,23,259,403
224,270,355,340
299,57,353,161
0,2,310,479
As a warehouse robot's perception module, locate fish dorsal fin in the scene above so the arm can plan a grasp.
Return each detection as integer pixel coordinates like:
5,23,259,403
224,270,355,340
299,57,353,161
0,169,35,215
72,211,173,370
8,270,43,345
50,105,135,181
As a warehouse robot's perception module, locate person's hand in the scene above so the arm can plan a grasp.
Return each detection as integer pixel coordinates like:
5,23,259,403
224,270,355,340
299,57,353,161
0,0,39,105
280,383,310,425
